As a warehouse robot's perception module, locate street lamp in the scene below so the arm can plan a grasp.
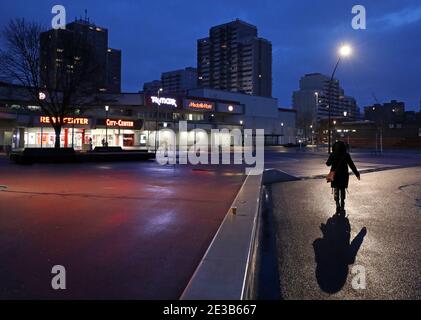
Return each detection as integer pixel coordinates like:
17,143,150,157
39,92,46,100
314,92,319,145
280,122,284,144
327,44,352,154
105,105,109,147
154,88,163,152
310,125,314,145
332,120,337,143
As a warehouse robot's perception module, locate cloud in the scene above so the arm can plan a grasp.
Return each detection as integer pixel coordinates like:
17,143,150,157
374,5,421,28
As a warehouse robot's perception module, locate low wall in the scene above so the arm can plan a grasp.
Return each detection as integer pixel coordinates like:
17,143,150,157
181,170,263,300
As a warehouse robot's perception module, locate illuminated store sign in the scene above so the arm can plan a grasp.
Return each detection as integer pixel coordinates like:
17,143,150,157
98,118,142,129
40,116,89,125
184,99,215,111
106,119,134,127
151,96,178,108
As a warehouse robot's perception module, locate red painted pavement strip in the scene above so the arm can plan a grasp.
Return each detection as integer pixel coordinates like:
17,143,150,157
0,162,245,299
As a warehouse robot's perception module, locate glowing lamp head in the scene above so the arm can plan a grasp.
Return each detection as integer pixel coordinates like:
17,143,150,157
39,92,46,100
339,45,352,57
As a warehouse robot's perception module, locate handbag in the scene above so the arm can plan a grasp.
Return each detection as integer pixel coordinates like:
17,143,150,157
326,171,335,183
326,156,345,183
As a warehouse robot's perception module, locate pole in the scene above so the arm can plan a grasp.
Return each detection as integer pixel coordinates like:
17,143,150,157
105,109,109,147
328,57,341,154
380,128,383,154
315,93,319,147
155,90,160,152
72,122,75,148
282,125,284,145
375,130,378,153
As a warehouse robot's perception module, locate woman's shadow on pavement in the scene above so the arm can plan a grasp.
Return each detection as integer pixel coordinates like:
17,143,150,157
313,212,367,294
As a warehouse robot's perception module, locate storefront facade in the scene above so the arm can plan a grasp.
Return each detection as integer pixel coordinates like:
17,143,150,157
1,82,296,151
21,115,143,150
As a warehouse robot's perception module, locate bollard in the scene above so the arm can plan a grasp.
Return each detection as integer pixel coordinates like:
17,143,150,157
231,206,237,215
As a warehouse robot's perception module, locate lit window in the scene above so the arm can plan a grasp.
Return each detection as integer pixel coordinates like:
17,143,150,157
27,105,41,111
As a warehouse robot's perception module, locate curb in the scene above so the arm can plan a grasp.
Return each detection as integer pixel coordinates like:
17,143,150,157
180,170,263,300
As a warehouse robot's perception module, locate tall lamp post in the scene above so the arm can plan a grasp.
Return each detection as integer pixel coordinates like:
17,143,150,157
314,92,319,144
281,122,284,145
328,44,352,153
105,105,109,147
310,125,313,145
154,88,163,152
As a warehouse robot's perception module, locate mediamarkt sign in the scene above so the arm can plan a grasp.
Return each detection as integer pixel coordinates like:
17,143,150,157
184,99,215,111
150,96,178,108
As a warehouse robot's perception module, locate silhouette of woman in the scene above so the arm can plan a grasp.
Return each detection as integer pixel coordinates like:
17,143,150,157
326,141,360,213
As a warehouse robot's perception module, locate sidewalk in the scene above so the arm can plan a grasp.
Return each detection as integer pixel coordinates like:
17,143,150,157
270,167,421,299
265,145,421,156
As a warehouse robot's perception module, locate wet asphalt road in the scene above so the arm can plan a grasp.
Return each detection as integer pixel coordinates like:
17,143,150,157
270,153,421,300
1,149,420,300
0,158,244,299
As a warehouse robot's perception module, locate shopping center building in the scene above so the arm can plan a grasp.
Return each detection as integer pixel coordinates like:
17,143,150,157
0,82,296,151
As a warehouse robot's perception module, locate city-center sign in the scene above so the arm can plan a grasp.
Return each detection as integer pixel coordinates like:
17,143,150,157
106,119,134,128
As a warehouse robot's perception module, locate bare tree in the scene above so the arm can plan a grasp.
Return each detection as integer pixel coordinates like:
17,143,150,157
0,18,102,148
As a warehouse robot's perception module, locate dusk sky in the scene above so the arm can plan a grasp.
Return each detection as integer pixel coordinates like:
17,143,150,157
1,0,420,111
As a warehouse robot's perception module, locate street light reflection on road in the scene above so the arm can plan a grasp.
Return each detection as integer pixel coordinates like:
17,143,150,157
142,211,177,236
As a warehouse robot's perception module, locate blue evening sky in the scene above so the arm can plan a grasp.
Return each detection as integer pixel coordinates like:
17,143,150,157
1,0,420,110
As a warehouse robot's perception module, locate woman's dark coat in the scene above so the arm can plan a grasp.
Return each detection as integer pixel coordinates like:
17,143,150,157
326,151,359,189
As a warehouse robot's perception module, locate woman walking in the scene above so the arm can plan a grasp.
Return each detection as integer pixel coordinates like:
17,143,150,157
326,141,360,214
